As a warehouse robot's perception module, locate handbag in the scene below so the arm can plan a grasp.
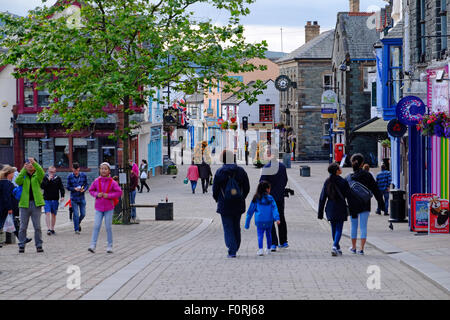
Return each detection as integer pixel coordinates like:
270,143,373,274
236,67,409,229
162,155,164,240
98,178,119,207
3,214,16,233
183,178,189,184
209,176,213,185
336,187,350,216
140,171,148,180
13,185,22,201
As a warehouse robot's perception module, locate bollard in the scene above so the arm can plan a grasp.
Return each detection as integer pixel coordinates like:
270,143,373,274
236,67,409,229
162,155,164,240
155,202,174,220
300,166,310,177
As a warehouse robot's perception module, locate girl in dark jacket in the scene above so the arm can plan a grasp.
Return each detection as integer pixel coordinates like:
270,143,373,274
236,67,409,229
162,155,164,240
318,163,351,256
347,154,385,255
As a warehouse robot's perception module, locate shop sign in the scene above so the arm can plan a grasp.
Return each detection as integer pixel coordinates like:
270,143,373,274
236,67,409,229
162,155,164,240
429,197,450,234
396,96,426,126
411,193,436,232
427,66,449,113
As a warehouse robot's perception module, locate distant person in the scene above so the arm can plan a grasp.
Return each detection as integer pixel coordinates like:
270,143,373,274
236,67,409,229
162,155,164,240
88,162,122,253
139,159,150,193
363,163,375,178
260,152,288,251
244,181,280,256
198,161,213,194
129,166,139,223
186,161,200,194
213,150,250,258
346,154,385,255
67,162,89,234
318,163,351,256
15,158,46,253
41,166,65,235
376,164,392,216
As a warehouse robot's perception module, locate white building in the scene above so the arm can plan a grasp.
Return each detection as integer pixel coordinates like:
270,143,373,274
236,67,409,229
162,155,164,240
0,61,16,165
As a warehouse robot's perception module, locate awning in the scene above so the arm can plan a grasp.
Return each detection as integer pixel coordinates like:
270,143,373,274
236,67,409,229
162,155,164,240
352,117,388,134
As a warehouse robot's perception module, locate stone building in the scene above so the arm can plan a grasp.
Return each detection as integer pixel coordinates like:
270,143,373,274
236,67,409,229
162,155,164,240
276,23,335,161
331,1,381,165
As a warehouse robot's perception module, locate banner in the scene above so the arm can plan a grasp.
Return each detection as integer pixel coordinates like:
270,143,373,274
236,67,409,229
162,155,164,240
411,193,436,232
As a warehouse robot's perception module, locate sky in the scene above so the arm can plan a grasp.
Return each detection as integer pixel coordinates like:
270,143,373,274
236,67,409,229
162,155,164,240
0,0,388,53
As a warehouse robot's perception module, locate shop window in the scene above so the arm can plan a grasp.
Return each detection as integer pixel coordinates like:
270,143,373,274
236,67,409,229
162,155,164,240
54,138,69,168
73,138,88,168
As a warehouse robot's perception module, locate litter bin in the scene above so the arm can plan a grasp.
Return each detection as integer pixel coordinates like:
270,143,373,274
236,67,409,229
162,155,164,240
389,190,407,222
156,202,174,220
300,166,310,177
282,153,291,168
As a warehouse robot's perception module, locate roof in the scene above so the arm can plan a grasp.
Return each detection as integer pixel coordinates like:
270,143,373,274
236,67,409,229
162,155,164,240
383,21,403,40
352,117,388,134
222,79,273,105
185,92,204,103
336,12,381,60
276,29,335,63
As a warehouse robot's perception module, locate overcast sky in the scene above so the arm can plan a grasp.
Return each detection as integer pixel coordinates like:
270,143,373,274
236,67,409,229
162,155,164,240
0,0,388,52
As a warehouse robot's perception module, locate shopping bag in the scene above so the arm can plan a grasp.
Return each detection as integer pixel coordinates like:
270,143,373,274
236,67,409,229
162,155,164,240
183,178,189,184
3,214,16,233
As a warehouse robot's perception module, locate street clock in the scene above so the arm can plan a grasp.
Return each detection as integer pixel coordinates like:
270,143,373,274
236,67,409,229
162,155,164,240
275,75,291,92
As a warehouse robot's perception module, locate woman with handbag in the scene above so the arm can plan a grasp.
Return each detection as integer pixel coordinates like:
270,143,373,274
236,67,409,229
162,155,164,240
88,162,122,253
318,162,351,256
186,161,199,194
139,160,150,193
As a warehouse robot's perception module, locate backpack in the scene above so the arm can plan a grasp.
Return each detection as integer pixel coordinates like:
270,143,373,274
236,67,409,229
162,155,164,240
221,171,243,202
13,185,22,201
97,178,119,207
346,174,372,203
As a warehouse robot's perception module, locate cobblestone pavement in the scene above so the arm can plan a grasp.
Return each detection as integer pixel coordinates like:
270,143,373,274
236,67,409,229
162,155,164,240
0,163,448,299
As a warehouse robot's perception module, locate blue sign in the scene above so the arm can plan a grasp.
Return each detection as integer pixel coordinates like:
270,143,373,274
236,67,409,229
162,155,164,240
396,96,426,126
321,108,337,114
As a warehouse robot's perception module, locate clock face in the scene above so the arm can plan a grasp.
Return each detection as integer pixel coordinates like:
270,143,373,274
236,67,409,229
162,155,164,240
275,75,291,91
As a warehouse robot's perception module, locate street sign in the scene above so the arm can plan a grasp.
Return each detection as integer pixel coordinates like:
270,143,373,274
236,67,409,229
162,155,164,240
321,90,338,109
321,113,337,119
387,119,407,137
321,108,337,114
337,121,345,128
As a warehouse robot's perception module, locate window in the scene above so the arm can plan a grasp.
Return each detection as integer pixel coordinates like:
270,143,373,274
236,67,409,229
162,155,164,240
216,99,220,118
323,74,332,90
371,82,377,107
389,46,403,106
24,139,42,164
417,0,426,62
37,85,50,107
436,0,448,56
207,99,213,115
363,67,371,92
24,79,34,108
259,104,274,122
73,138,88,168
54,138,69,168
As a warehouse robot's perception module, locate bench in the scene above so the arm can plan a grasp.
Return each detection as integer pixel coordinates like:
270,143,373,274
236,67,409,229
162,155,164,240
130,202,173,220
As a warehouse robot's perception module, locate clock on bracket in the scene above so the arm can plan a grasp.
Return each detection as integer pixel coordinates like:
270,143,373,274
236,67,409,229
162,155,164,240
275,75,291,92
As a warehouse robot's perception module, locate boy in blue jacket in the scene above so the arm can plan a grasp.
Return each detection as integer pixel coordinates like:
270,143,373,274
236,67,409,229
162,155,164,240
245,181,280,256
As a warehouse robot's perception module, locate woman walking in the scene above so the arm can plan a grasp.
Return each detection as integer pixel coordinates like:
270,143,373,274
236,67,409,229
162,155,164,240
186,161,199,194
0,166,15,248
318,163,351,256
244,181,280,256
346,154,385,255
139,160,150,193
88,162,122,253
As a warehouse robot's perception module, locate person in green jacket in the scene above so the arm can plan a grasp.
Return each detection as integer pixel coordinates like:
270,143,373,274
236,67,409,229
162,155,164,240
15,157,45,253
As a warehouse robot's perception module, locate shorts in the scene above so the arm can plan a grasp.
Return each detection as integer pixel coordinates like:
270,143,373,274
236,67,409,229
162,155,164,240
44,200,59,215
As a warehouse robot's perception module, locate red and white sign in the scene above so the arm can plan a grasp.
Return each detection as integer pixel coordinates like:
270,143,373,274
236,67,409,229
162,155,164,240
429,198,450,234
217,118,224,125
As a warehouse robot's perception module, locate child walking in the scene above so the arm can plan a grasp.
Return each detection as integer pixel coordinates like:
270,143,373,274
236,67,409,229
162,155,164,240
88,162,122,253
244,181,280,256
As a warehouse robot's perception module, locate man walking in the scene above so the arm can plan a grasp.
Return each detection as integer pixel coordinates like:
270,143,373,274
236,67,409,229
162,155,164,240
376,164,392,216
15,158,45,253
41,166,65,235
260,152,288,251
67,162,89,234
212,150,250,258
198,161,213,194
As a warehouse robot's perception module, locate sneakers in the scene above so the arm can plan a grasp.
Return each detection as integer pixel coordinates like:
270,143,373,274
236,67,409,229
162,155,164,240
357,250,364,255
47,230,52,236
270,245,277,252
227,254,237,258
51,230,55,235
19,247,24,253
331,247,339,256
88,247,95,253
75,231,80,235
106,247,113,253
36,247,44,253
257,249,264,256
279,242,289,249
349,247,357,254
264,248,270,255
26,238,32,243
337,249,343,256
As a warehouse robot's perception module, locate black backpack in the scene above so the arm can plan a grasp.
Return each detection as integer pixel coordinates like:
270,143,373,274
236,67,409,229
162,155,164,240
221,171,243,201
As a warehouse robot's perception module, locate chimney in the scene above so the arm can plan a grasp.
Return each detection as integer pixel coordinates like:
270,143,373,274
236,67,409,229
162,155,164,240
349,0,360,12
305,21,320,43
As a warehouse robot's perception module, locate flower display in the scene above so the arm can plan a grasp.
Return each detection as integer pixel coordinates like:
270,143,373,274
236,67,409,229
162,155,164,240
416,112,450,138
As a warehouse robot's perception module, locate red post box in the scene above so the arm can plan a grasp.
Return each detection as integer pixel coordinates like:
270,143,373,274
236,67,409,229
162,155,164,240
334,143,344,162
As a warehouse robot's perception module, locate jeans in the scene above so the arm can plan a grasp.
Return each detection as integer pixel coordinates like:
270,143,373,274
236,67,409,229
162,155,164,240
139,179,150,192
90,210,114,249
201,178,209,193
71,198,86,232
330,221,344,249
271,199,287,246
220,214,242,256
18,201,43,248
351,211,370,239
257,227,272,249
190,180,197,193
130,190,136,219
376,191,390,214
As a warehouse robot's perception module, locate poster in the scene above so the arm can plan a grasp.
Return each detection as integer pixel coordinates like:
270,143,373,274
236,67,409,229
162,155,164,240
429,198,450,234
411,194,436,232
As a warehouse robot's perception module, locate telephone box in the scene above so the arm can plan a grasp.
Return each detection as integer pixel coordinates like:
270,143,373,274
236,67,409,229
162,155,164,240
334,143,344,162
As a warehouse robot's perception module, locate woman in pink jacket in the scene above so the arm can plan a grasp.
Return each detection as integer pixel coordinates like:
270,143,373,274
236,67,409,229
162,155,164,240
186,161,199,194
88,162,122,253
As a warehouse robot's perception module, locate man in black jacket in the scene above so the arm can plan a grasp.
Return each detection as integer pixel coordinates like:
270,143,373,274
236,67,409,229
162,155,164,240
213,150,250,258
260,153,288,251
198,161,213,194
41,166,65,235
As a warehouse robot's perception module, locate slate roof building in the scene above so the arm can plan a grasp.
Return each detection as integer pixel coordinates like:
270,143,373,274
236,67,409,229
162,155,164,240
276,23,335,161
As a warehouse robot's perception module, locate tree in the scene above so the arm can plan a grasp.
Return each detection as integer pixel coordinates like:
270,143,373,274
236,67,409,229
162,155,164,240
0,0,267,223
